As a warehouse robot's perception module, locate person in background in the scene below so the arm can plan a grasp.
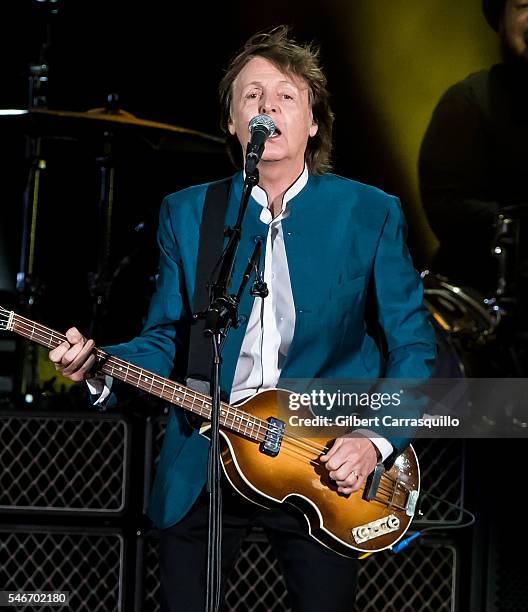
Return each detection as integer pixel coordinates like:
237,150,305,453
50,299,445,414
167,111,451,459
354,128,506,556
419,0,528,299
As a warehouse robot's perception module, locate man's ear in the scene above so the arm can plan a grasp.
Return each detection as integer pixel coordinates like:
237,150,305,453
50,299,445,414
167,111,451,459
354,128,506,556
309,120,319,138
228,118,236,136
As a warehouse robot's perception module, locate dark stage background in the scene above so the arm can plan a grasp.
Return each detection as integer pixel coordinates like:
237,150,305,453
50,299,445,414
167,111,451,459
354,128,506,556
0,3,520,612
0,0,498,338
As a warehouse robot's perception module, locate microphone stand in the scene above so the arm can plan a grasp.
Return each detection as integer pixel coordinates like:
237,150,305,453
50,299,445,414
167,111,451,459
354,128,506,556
197,166,262,612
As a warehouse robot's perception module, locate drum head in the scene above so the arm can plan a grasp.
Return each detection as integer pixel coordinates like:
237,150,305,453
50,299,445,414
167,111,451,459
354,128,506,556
422,272,498,378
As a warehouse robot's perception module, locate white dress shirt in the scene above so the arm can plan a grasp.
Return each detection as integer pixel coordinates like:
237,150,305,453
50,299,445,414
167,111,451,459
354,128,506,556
229,169,303,405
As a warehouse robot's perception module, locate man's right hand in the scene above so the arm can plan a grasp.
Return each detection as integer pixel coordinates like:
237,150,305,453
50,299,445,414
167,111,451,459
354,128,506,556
48,327,96,382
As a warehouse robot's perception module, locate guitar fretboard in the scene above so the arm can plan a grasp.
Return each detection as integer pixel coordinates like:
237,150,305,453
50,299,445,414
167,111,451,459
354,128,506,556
4,310,268,443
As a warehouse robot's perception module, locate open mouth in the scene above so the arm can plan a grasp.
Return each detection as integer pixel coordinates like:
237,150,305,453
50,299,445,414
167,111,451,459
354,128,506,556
270,128,282,139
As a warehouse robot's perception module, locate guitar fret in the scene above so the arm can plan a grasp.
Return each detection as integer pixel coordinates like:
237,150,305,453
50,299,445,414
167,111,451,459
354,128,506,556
234,411,242,433
244,416,252,436
178,388,184,405
5,308,269,446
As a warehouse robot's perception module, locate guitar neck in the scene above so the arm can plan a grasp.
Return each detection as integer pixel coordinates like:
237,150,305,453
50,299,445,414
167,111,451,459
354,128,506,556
3,309,265,442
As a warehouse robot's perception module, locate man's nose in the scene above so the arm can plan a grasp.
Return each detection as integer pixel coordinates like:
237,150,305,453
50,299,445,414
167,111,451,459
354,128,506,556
259,97,277,114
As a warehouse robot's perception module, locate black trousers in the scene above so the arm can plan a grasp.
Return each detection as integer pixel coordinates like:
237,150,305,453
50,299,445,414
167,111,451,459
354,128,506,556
159,483,359,612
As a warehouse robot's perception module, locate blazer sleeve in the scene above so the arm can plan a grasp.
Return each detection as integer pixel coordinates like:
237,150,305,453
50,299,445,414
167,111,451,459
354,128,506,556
364,196,437,452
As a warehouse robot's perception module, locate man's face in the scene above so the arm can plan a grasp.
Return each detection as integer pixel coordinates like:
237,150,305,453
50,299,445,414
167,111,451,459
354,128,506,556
228,57,318,170
501,0,528,60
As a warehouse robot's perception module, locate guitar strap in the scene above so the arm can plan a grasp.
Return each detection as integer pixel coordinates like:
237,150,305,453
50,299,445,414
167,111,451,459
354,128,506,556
185,177,233,395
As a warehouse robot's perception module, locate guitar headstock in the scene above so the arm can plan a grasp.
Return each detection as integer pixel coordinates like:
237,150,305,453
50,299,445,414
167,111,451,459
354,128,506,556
0,305,13,331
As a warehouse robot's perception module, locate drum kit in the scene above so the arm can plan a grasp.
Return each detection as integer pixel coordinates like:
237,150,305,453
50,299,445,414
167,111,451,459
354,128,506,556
423,205,528,383
0,100,230,400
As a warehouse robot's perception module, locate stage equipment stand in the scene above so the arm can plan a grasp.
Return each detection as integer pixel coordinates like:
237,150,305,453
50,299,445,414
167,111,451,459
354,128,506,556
15,0,60,401
194,167,267,612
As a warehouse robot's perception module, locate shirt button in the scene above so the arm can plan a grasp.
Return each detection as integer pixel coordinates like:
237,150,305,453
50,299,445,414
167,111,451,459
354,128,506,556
238,314,248,324
253,235,265,243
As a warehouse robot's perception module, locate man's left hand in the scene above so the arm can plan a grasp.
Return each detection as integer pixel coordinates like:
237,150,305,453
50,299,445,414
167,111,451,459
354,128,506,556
319,435,379,494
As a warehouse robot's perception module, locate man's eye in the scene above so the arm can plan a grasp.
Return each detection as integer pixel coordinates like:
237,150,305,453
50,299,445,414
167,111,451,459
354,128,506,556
246,93,259,99
282,94,293,100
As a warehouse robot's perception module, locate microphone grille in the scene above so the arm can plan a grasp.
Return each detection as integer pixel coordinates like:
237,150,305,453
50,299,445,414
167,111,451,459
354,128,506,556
248,114,276,136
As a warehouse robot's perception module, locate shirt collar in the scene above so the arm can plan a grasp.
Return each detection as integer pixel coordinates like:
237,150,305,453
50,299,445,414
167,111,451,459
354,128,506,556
246,164,308,211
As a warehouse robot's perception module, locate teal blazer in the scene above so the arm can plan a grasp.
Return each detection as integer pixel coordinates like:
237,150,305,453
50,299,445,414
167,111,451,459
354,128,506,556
104,171,436,529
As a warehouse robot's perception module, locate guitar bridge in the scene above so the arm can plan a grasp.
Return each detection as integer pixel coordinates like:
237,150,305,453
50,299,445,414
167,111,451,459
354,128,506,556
259,417,285,457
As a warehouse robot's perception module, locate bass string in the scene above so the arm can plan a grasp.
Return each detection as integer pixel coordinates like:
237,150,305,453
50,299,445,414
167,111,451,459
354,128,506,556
10,316,332,456
9,313,404,496
264,447,401,511
9,315,332,449
10,315,395,467
279,441,400,500
9,316,271,439
280,436,400,493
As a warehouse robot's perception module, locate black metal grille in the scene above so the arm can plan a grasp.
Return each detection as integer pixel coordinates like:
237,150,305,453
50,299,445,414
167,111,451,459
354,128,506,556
139,534,163,612
224,530,290,612
0,525,124,611
136,529,291,612
0,411,129,514
136,530,457,612
413,439,465,526
356,541,457,612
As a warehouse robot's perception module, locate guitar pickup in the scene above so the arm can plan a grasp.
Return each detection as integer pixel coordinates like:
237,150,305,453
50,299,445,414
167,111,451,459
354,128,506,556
259,417,285,457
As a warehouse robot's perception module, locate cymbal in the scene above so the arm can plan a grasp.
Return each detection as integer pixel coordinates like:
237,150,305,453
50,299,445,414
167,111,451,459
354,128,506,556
0,108,226,155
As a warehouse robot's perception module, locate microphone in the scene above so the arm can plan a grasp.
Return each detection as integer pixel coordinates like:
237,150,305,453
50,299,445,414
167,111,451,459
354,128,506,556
245,114,276,174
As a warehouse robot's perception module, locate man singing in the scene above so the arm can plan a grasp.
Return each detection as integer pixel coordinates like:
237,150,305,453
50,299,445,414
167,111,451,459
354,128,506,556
49,26,436,611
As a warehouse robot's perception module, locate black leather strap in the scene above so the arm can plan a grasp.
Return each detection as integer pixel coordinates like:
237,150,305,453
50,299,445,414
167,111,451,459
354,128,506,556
186,178,232,389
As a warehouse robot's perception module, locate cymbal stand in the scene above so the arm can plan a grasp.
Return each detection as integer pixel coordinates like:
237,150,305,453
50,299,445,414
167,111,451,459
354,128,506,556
15,137,47,400
14,1,59,400
492,212,520,315
87,128,116,343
